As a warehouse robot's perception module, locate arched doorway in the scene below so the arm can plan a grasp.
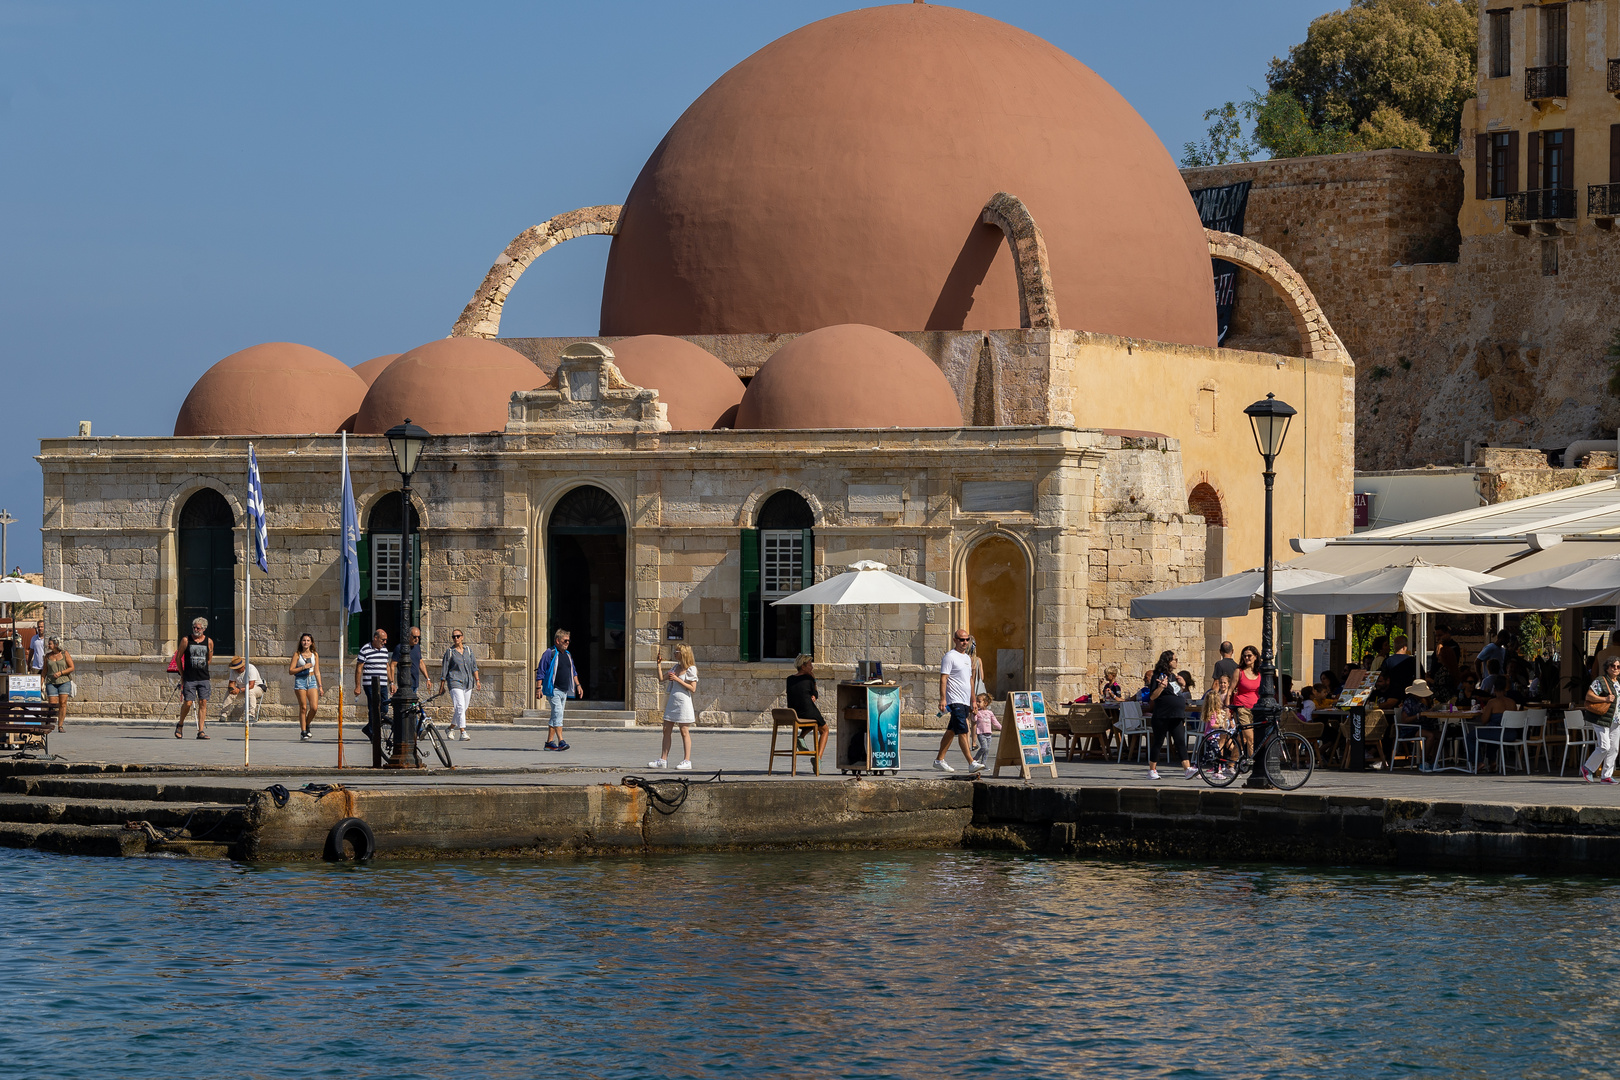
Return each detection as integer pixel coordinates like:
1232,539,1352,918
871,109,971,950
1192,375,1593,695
1188,481,1229,679
548,486,626,702
359,492,421,650
1188,482,1225,526
965,535,1028,698
177,489,236,653
743,490,813,662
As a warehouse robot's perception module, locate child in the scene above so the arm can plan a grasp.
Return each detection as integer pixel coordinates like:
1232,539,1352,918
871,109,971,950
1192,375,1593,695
1099,666,1123,703
1199,673,1233,778
1298,685,1317,723
972,692,1000,764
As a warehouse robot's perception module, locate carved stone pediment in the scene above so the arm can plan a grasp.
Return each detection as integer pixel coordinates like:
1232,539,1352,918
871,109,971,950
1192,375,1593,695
507,341,670,433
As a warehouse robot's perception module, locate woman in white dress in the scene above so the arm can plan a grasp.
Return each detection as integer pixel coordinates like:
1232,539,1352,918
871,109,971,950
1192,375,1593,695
650,644,698,770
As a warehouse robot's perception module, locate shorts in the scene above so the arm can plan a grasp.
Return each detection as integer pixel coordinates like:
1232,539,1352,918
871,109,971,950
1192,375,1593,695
182,680,211,702
293,674,318,691
548,688,567,727
946,702,971,734
47,680,72,699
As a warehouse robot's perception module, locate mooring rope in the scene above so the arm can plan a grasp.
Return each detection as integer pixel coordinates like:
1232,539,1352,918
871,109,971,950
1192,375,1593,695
620,770,724,815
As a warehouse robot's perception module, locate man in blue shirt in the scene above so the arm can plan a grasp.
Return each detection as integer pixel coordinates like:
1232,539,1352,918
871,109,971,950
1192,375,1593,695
536,628,583,752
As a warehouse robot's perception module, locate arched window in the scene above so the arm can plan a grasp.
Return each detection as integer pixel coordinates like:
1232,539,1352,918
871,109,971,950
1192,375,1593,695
356,492,422,652
177,488,236,653
547,486,627,702
742,491,814,662
1188,482,1225,526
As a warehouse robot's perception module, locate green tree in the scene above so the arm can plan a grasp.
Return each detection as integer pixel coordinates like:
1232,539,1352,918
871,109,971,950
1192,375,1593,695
1181,99,1259,168
1267,0,1478,154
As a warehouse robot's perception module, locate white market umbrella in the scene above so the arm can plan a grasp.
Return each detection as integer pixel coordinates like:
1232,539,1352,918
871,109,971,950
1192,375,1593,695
771,560,961,667
0,578,98,605
1469,554,1620,610
1274,559,1503,615
1129,564,1340,620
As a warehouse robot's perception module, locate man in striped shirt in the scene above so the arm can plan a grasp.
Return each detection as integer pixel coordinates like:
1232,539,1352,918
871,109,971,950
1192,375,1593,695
354,629,391,741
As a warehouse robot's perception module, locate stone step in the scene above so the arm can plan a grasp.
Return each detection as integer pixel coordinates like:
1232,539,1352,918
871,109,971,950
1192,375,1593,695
0,775,262,803
519,706,636,726
0,794,248,834
0,821,150,857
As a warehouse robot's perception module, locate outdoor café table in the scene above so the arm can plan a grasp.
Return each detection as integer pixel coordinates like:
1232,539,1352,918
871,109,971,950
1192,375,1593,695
1422,709,1481,773
1313,709,1351,767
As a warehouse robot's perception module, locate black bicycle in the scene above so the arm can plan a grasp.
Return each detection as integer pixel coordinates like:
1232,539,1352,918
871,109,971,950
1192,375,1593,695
1194,715,1314,790
382,691,453,769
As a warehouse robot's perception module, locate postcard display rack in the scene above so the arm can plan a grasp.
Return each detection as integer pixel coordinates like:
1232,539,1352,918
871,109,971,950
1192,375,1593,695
993,690,1058,779
836,681,902,776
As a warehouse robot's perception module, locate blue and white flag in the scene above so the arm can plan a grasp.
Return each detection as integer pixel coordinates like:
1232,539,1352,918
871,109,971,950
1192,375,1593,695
339,434,362,616
247,445,268,573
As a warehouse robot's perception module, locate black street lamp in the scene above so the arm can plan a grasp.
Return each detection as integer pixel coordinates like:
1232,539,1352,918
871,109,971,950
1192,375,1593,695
383,418,429,769
1242,393,1296,789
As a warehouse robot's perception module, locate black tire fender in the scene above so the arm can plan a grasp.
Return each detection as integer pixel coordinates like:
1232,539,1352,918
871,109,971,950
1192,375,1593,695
326,816,376,862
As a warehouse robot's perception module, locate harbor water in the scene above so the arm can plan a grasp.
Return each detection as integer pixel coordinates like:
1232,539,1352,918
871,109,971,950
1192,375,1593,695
6,846,1617,1078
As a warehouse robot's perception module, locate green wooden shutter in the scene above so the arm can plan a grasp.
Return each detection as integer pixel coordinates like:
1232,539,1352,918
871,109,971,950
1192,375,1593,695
740,528,760,662
799,528,813,654
349,536,369,655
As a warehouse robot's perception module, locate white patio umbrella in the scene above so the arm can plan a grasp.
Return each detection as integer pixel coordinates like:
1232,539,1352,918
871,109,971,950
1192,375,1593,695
1273,558,1505,615
1129,564,1340,620
771,560,961,667
1468,554,1620,610
0,578,99,605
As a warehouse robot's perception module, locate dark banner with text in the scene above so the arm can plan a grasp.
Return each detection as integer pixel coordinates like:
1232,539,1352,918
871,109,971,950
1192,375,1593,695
1189,180,1251,345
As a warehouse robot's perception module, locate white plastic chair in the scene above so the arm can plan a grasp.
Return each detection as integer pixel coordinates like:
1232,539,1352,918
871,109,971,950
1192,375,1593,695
1522,708,1550,772
1115,700,1149,763
1476,711,1530,774
1562,713,1598,776
1390,711,1427,770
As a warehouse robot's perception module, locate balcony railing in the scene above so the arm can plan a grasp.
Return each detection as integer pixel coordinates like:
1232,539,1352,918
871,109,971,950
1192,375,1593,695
1591,183,1620,218
1507,188,1578,224
1526,65,1568,100
1610,58,1620,94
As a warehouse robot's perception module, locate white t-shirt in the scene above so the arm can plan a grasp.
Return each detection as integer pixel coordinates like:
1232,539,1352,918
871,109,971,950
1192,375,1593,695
229,664,262,693
664,665,697,723
941,649,974,706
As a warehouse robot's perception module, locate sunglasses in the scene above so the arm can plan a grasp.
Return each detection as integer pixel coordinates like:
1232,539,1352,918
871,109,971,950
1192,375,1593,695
452,633,463,639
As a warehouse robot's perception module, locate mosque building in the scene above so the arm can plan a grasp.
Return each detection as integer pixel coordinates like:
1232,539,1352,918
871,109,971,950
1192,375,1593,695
39,3,1354,724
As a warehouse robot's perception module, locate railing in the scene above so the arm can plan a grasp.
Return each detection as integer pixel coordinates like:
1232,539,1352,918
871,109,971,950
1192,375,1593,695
1591,183,1620,217
1506,188,1578,223
1610,58,1620,94
1525,65,1568,100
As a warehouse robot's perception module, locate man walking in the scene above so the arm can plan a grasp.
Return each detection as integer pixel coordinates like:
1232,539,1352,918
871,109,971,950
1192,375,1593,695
394,625,429,706
355,628,390,741
174,617,214,739
933,628,983,772
1212,640,1237,687
29,631,44,674
536,628,582,752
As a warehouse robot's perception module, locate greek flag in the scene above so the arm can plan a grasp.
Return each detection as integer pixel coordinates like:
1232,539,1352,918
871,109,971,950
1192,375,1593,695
339,434,361,616
247,445,268,573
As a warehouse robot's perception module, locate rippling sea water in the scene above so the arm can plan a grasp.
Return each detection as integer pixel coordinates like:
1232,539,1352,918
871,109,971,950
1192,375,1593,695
5,847,1618,1078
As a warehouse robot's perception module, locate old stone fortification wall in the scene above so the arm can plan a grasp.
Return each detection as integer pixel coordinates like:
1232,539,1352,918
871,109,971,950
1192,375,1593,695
1183,149,1620,471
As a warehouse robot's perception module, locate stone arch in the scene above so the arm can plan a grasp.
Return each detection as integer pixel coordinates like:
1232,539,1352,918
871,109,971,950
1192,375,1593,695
451,205,623,339
952,527,1036,699
980,192,1061,330
736,483,827,529
1187,481,1225,527
1205,229,1350,365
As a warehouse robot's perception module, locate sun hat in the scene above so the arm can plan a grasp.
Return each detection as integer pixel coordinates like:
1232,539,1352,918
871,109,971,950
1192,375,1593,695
1407,679,1434,698
229,655,246,671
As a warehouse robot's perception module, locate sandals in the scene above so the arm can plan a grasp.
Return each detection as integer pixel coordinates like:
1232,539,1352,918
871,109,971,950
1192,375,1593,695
196,731,210,740
174,723,184,739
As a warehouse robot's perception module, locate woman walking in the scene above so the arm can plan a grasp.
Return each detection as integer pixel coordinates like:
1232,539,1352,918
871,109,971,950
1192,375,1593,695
650,644,698,770
1583,658,1620,783
438,629,481,741
1146,649,1195,781
42,638,75,733
288,633,322,741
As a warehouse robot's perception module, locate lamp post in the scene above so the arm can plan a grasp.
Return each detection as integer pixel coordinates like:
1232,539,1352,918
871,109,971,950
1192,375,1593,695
1242,393,1296,790
0,510,14,673
383,419,429,769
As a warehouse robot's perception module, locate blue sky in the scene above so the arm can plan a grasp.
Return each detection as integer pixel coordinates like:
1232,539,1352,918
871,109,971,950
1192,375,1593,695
0,0,1332,572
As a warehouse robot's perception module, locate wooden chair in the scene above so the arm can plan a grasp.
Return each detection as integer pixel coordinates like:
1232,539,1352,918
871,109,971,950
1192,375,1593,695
1359,709,1391,770
1063,703,1114,762
768,708,821,775
1280,715,1325,761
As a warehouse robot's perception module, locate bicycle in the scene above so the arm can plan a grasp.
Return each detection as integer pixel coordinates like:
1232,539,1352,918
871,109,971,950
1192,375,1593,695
381,691,453,769
1193,714,1314,790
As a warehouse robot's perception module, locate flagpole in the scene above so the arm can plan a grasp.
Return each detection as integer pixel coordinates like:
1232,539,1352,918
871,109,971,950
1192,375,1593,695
337,433,347,769
244,443,252,771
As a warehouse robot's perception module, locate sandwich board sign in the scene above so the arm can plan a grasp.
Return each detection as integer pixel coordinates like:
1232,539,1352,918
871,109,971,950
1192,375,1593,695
993,690,1057,779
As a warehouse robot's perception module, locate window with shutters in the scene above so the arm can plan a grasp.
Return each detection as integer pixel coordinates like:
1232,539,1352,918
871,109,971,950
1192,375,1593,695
1489,10,1511,79
1492,133,1512,198
1541,5,1566,68
761,532,804,600
372,534,402,600
1543,130,1565,190
745,490,814,662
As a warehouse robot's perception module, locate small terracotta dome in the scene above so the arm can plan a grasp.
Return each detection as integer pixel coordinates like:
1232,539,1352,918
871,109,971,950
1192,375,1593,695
352,353,402,386
353,337,545,435
605,336,745,430
174,343,367,437
601,4,1216,345
734,324,963,430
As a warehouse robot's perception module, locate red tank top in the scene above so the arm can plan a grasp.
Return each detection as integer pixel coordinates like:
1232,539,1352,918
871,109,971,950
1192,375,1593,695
1232,669,1261,709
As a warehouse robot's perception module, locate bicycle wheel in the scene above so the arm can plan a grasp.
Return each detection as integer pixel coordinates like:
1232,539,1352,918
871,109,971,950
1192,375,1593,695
1197,737,1239,788
422,722,452,768
1263,731,1315,790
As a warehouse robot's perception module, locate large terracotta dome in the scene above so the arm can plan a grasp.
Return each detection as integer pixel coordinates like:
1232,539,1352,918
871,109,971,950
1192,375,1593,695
734,324,962,429
605,336,745,430
600,3,1216,346
354,338,545,435
175,343,367,437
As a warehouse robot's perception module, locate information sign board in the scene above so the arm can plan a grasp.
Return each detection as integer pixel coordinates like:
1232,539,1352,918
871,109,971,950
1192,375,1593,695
993,690,1057,779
